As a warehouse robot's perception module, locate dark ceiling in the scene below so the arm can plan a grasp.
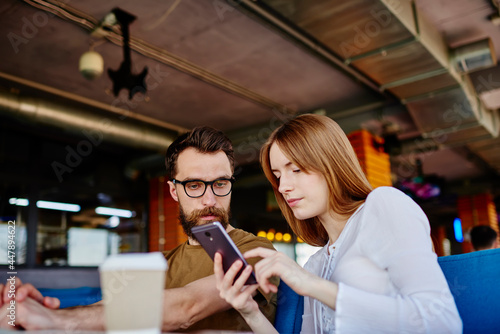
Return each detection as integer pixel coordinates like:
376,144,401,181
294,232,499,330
1,0,500,220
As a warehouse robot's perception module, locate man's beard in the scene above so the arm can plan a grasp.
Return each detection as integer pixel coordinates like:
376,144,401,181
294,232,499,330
179,205,231,241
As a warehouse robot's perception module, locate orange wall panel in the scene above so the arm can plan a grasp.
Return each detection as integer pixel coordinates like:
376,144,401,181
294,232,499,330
347,129,392,188
149,177,186,252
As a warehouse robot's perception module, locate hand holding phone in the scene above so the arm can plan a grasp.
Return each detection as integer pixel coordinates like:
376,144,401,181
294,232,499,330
191,222,258,285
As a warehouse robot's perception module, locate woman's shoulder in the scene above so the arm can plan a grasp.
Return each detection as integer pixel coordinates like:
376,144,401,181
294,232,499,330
367,186,405,198
361,186,428,228
360,186,427,224
357,187,432,260
365,186,415,207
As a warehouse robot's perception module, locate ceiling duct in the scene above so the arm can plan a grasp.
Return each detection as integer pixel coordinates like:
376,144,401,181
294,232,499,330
0,90,176,152
452,38,497,74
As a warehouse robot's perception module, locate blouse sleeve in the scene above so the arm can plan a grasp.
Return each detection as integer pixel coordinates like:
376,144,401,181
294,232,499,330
335,187,462,334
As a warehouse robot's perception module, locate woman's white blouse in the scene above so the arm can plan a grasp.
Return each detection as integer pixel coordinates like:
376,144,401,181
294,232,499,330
300,187,462,334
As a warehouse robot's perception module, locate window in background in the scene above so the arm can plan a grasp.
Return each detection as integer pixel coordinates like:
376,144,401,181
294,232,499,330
68,228,113,266
272,242,295,260
35,197,146,267
38,208,70,266
0,197,28,265
295,243,322,267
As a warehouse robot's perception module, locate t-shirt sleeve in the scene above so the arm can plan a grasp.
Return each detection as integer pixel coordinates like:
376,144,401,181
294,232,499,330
335,187,462,333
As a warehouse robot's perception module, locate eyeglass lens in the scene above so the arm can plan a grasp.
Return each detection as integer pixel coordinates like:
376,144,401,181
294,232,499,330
184,180,232,197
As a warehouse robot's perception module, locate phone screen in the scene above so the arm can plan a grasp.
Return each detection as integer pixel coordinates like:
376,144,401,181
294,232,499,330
191,222,258,285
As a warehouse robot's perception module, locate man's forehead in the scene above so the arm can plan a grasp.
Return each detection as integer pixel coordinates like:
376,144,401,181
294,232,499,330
175,148,232,179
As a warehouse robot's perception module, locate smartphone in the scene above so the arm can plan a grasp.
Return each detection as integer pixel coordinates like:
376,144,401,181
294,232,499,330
191,222,258,285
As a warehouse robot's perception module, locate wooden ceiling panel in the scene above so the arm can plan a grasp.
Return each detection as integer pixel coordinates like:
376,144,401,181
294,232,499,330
264,0,414,60
389,73,458,99
351,42,444,85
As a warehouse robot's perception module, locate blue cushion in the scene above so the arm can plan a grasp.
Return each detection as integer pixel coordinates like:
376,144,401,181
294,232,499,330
275,281,304,334
38,287,102,309
438,248,500,334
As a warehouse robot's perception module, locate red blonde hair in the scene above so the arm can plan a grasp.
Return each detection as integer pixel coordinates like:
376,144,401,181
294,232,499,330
260,114,372,246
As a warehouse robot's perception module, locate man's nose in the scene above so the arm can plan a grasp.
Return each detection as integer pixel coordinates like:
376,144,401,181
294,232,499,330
201,185,217,206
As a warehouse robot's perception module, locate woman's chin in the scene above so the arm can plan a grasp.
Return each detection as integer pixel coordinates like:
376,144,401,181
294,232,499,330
293,211,312,220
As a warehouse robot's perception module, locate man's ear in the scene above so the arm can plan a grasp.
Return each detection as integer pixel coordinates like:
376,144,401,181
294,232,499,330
168,180,179,202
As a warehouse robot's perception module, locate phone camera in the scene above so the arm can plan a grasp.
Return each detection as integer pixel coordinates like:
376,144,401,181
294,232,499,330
205,232,211,237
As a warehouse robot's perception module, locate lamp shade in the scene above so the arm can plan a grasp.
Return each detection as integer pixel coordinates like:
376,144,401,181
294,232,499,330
79,50,104,80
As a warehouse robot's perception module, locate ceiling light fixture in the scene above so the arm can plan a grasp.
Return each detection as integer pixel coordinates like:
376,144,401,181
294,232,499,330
9,198,29,206
79,47,104,80
106,216,120,228
107,8,148,100
95,206,133,218
79,38,106,80
36,200,81,212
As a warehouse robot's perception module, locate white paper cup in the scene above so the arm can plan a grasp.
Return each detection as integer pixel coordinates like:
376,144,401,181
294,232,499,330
99,252,167,334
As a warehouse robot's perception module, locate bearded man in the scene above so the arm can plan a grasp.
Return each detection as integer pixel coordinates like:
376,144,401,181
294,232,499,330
163,126,277,331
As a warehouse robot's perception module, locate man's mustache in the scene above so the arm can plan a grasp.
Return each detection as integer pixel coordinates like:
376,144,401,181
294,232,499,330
188,207,226,220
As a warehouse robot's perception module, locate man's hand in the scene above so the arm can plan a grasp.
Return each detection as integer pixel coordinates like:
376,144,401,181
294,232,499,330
1,295,104,331
0,298,19,330
0,296,62,330
1,278,59,309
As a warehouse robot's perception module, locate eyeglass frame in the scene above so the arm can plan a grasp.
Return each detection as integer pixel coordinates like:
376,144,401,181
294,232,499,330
171,177,235,198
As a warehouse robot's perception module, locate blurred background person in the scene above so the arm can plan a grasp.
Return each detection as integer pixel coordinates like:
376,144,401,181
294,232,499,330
470,225,499,251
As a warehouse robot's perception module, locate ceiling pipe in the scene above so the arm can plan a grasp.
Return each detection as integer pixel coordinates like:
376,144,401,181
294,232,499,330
0,71,188,133
0,90,176,152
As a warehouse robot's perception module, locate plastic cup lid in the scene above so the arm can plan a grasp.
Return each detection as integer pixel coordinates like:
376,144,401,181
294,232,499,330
99,252,168,271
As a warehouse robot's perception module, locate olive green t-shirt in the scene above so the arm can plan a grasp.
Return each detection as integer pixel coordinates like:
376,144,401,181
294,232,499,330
163,228,278,332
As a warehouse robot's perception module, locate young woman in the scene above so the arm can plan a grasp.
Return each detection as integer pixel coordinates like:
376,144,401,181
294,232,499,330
214,114,462,333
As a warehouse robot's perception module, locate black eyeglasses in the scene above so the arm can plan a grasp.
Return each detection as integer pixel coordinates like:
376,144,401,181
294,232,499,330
172,178,234,198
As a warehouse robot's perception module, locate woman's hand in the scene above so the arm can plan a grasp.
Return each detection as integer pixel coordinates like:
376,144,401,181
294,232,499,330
246,247,339,310
244,247,317,297
213,252,260,316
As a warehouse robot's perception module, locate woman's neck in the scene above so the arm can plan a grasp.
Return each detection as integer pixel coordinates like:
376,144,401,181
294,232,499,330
318,211,349,245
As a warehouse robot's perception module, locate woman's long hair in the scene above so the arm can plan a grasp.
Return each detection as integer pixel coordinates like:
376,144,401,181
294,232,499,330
260,114,373,246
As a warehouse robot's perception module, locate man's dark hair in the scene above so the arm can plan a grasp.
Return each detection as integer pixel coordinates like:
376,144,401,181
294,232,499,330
470,225,498,251
165,126,234,179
